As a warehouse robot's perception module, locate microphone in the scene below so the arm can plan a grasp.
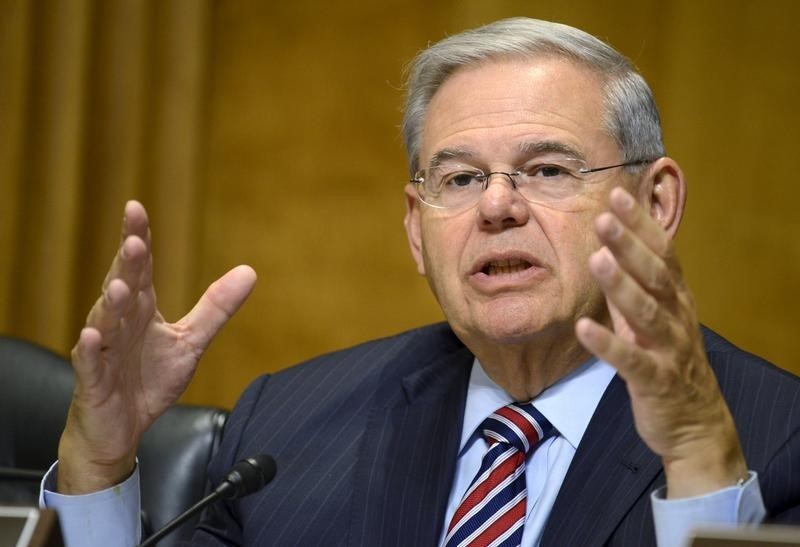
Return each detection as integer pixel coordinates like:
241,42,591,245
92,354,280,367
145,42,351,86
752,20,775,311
214,454,277,500
138,454,276,547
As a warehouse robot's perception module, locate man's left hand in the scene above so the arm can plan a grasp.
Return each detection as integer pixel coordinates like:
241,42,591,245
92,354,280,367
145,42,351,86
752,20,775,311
575,186,748,499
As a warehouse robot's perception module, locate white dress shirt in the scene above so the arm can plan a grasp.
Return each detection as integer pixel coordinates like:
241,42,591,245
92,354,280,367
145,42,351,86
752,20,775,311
439,357,765,547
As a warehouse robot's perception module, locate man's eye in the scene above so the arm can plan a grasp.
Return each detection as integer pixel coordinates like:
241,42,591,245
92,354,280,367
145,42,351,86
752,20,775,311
530,164,568,177
443,172,480,188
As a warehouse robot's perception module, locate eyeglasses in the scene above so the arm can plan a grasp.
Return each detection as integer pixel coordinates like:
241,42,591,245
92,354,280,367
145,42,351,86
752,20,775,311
410,156,655,210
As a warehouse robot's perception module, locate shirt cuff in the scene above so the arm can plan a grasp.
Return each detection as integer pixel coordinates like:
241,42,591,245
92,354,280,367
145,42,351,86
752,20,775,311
651,471,766,547
40,461,142,547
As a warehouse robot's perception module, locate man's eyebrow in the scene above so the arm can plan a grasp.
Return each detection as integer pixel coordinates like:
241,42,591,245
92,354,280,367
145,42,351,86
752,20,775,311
427,148,474,169
518,140,586,160
425,141,583,169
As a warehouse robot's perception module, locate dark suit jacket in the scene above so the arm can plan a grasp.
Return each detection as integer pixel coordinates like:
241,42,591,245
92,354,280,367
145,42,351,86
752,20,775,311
191,323,800,546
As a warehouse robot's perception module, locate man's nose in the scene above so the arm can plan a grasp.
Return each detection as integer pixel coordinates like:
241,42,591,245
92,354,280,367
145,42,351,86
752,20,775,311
476,173,530,230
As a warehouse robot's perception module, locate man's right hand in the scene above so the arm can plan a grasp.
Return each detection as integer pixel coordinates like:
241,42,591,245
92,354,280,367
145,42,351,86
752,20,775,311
56,200,257,494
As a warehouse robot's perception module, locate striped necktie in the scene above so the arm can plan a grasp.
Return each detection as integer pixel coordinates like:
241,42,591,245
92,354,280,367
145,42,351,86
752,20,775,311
444,402,554,547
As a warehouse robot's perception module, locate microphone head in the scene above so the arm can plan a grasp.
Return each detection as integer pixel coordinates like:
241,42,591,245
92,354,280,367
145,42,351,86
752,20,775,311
219,454,277,500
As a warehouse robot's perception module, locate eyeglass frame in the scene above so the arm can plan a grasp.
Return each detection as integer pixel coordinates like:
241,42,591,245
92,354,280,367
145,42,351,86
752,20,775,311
409,157,656,210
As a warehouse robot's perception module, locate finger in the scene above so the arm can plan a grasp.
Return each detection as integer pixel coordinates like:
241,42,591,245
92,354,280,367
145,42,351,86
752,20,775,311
98,202,154,316
102,201,152,289
608,187,682,278
70,327,105,392
589,247,672,346
118,242,156,323
179,265,258,350
594,212,676,301
105,234,149,287
120,200,151,249
121,200,154,292
85,278,132,335
119,286,159,339
575,317,656,385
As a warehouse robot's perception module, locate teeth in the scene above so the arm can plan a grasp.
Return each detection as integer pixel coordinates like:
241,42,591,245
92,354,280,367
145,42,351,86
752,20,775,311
485,259,530,276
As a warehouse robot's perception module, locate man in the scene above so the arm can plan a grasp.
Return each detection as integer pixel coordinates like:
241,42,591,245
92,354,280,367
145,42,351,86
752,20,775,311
43,17,799,546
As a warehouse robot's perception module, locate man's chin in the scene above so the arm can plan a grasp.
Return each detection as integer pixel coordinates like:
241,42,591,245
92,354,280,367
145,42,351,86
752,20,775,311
481,324,551,346
458,314,566,348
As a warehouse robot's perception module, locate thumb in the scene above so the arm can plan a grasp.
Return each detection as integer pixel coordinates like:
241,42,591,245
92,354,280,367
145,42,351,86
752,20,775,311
180,265,258,349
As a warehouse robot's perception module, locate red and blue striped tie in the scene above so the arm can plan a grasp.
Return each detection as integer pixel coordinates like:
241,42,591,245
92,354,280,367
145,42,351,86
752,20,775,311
444,403,554,547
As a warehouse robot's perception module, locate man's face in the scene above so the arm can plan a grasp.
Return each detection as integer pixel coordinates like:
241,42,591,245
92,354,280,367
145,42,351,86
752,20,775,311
405,56,632,353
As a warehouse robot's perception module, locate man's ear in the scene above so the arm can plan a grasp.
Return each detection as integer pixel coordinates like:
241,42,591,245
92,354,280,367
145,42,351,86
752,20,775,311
636,157,687,239
404,184,426,276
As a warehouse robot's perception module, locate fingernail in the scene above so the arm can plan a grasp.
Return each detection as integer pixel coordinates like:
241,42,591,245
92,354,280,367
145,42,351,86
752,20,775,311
577,318,596,340
596,253,613,276
607,217,622,239
619,190,634,210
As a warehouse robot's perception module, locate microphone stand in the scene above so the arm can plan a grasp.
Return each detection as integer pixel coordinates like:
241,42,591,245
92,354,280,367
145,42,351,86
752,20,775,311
139,486,226,547
138,454,276,547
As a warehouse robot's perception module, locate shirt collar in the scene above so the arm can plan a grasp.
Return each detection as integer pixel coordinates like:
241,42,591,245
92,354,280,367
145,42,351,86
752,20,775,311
459,357,616,452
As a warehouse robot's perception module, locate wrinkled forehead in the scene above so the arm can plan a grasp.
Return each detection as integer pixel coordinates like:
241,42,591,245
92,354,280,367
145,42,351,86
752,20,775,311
419,56,616,168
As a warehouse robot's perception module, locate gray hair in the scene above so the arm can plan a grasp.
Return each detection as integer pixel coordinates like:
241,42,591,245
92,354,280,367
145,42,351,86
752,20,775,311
402,17,664,175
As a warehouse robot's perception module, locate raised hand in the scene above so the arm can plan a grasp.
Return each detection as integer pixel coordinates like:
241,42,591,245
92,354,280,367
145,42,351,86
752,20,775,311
575,185,747,499
57,200,257,494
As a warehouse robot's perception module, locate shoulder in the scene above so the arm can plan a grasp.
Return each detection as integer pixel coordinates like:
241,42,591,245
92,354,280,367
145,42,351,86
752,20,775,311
253,321,463,394
207,322,465,478
702,326,800,467
276,321,461,377
702,325,799,391
224,322,464,433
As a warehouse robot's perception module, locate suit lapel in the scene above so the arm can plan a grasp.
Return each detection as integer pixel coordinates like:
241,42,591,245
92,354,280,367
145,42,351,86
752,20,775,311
541,375,663,546
348,336,473,546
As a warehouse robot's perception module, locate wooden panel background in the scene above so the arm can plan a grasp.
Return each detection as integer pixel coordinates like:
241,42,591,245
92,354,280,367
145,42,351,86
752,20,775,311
1,0,797,409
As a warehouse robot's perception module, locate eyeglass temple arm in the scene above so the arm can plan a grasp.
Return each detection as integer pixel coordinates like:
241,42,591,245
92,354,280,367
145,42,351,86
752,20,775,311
579,159,654,174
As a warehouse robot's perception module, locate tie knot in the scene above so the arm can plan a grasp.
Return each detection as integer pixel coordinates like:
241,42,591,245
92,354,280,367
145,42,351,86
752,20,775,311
481,402,553,454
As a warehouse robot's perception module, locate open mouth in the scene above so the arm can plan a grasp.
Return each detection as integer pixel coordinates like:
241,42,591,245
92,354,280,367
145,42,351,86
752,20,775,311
481,258,533,276
469,254,545,291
